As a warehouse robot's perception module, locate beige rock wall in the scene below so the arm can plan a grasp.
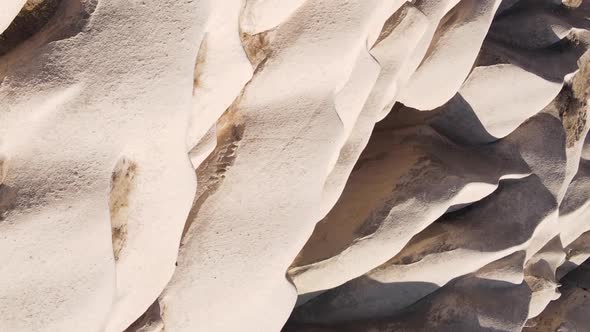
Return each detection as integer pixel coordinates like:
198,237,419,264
1,0,589,331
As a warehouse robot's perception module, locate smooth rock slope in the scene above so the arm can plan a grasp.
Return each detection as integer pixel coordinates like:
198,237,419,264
0,0,590,331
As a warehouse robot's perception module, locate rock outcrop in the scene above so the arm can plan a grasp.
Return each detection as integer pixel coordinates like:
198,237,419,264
1,0,590,331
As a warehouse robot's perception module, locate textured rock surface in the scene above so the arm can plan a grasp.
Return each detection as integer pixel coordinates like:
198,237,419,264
1,0,590,331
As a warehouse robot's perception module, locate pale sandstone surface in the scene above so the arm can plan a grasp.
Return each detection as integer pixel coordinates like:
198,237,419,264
0,1,589,332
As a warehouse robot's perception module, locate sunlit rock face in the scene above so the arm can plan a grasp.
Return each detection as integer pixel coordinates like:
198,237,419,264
1,0,590,331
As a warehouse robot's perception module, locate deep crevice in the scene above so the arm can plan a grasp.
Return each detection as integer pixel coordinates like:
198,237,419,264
0,0,62,57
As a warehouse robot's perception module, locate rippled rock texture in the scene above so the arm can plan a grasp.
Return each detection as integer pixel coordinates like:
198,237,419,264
1,0,590,331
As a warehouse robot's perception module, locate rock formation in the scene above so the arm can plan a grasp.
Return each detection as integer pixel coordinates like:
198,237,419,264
1,0,590,331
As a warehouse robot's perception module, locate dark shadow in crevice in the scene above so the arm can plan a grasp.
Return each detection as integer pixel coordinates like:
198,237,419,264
284,275,528,332
376,96,498,147
560,257,590,288
0,0,63,57
0,0,97,81
373,102,439,132
428,94,498,146
288,279,439,326
124,299,164,332
0,184,18,221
